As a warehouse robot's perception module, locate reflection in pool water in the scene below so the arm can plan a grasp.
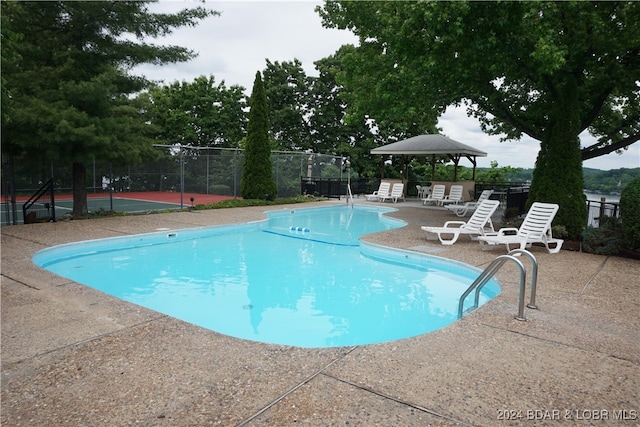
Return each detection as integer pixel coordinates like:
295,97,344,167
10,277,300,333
33,205,500,347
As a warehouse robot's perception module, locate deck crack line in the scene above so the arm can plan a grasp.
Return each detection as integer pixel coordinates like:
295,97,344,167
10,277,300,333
0,232,50,247
1,273,40,290
6,315,166,366
481,323,639,365
579,256,609,295
235,346,359,427
321,372,476,427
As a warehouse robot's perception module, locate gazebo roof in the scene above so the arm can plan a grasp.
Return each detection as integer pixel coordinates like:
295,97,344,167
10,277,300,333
370,134,487,157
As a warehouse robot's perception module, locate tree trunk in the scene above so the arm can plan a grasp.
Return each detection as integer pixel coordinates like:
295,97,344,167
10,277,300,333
528,76,588,238
72,161,88,217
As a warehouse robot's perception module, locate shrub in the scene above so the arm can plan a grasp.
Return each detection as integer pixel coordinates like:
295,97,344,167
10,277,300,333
551,225,568,239
619,177,640,251
582,216,623,255
502,207,520,222
193,195,324,210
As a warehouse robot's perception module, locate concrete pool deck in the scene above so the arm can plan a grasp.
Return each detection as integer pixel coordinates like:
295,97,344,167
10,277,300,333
2,199,638,426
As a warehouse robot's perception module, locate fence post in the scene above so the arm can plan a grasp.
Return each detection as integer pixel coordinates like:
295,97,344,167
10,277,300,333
49,177,56,222
599,197,606,224
180,146,184,209
109,162,114,211
233,148,238,199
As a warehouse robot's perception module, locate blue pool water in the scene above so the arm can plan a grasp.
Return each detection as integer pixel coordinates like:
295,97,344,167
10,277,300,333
33,205,500,348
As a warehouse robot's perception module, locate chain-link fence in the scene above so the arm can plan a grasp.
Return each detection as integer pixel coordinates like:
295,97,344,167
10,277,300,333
3,146,352,197
2,146,355,224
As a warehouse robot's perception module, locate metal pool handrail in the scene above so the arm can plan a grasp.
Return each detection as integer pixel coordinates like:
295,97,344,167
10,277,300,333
506,249,539,309
458,250,538,321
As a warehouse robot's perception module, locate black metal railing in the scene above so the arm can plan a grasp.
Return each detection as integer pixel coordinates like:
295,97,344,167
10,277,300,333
23,178,56,224
301,177,372,199
586,197,620,227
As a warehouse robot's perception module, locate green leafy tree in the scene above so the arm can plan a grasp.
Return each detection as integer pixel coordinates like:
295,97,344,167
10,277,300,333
1,1,214,216
261,55,382,179
145,76,247,147
319,1,640,237
583,168,640,194
476,161,522,183
330,44,440,141
620,177,640,250
241,72,277,200
262,59,312,151
309,54,379,177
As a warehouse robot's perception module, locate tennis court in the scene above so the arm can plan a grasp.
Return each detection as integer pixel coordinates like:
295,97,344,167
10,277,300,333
1,192,236,226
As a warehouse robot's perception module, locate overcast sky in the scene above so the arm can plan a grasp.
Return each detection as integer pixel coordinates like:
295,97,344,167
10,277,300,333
134,1,639,171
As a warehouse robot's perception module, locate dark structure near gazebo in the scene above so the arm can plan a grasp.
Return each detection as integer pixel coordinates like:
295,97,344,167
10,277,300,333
370,134,487,181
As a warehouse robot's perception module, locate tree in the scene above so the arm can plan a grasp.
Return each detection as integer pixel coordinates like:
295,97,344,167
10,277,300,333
319,1,640,237
262,59,312,151
145,76,247,148
309,54,380,177
1,1,215,216
241,72,277,200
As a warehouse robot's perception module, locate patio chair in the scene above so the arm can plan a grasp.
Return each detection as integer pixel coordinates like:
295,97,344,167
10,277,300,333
422,184,446,205
439,185,464,206
380,183,405,203
421,199,500,245
477,202,563,253
365,182,391,201
416,185,429,199
446,189,494,217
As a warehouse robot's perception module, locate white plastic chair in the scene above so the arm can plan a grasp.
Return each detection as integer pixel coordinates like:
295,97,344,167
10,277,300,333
446,189,494,217
416,185,429,199
365,182,391,201
422,184,445,205
421,200,500,245
440,185,464,206
477,202,563,253
380,183,405,203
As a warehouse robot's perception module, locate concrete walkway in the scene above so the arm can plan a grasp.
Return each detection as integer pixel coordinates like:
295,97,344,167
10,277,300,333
2,200,638,426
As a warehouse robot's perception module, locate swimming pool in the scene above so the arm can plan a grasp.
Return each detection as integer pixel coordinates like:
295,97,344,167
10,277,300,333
33,205,500,348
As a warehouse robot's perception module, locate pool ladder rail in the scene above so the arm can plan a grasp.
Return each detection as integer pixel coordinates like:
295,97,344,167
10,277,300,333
458,249,538,321
346,183,354,207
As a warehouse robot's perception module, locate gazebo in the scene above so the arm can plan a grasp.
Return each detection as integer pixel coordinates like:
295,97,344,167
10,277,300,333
370,134,487,181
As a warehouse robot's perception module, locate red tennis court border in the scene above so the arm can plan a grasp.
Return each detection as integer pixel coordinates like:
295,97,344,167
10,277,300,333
16,191,238,205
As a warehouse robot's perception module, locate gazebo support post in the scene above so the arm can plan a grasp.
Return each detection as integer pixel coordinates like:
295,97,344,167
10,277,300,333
430,154,436,181
447,154,461,181
465,155,478,181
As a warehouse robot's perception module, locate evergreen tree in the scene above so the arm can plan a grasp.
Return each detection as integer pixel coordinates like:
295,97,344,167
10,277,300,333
241,72,277,200
1,1,214,216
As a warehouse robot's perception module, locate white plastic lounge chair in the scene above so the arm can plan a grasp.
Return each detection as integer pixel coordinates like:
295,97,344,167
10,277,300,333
477,202,563,253
421,199,500,245
380,183,405,203
422,184,446,205
446,189,494,217
365,182,391,201
440,185,464,206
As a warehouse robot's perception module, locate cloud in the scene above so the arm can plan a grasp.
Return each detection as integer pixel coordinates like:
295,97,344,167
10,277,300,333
137,1,357,89
136,1,639,171
438,106,541,169
439,105,639,170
